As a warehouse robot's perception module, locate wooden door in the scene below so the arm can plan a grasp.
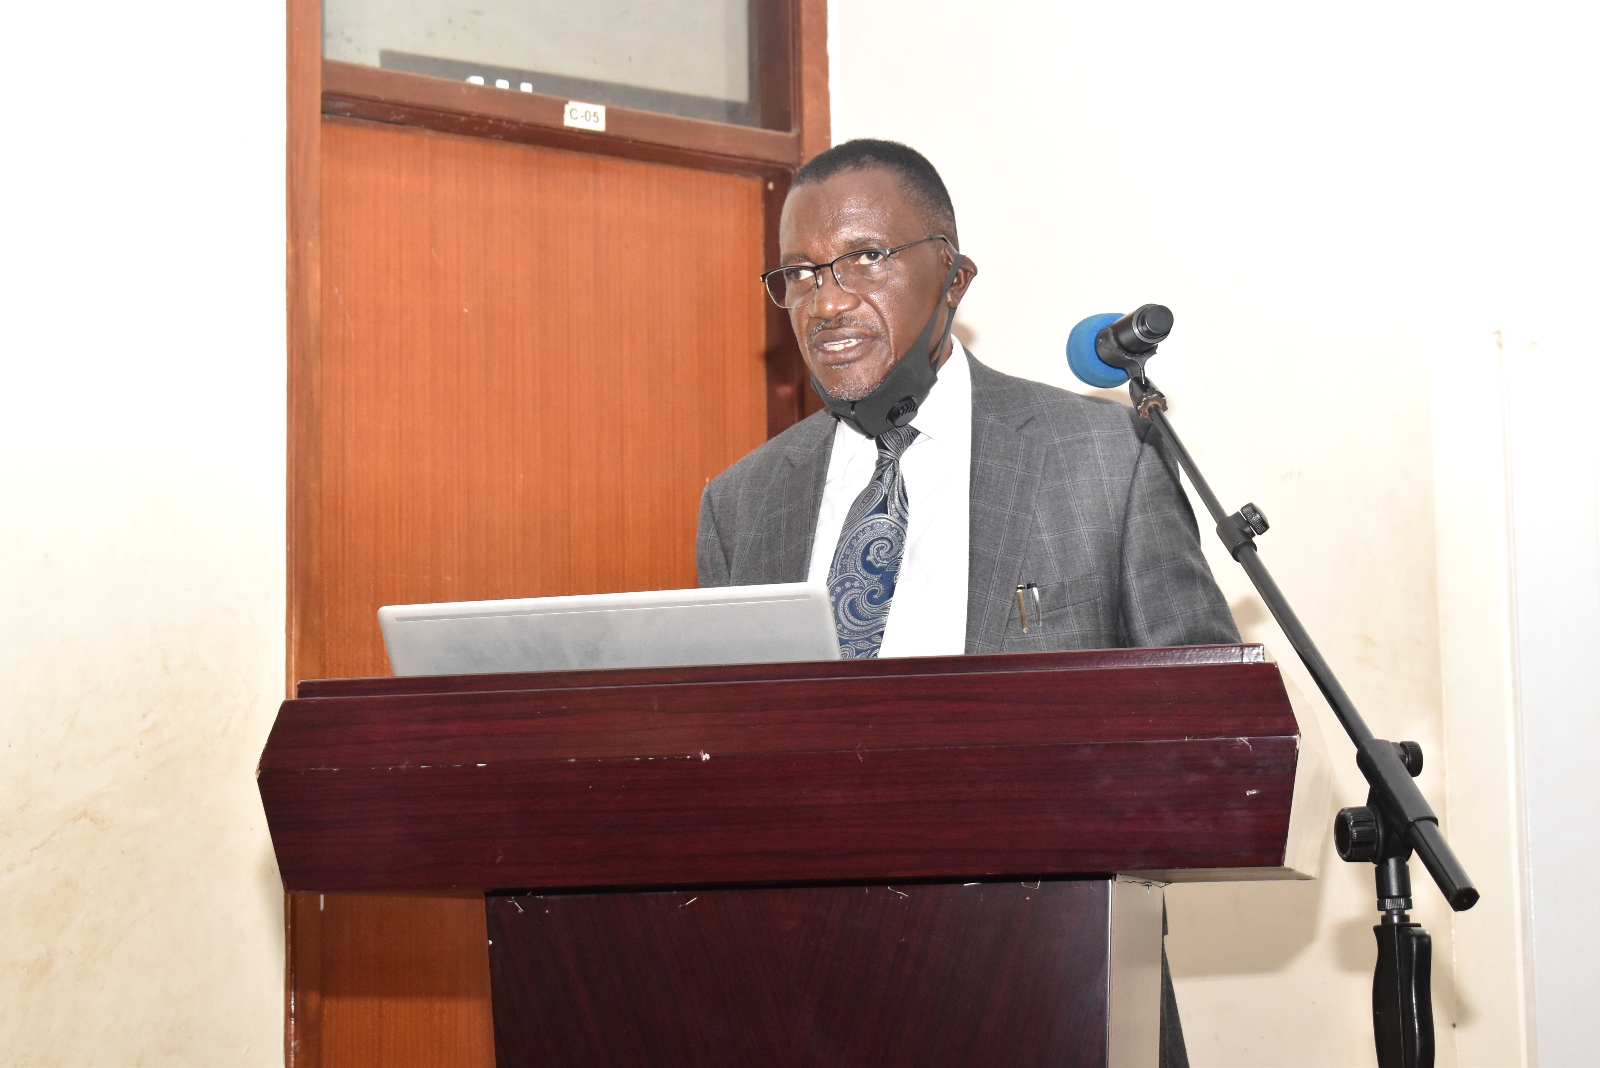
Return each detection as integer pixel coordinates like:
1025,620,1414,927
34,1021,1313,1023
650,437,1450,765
289,120,769,1068
308,117,768,680
283,1,828,1060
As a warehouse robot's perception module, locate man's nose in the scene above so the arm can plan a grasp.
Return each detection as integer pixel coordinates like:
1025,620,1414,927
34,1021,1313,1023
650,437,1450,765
809,266,861,318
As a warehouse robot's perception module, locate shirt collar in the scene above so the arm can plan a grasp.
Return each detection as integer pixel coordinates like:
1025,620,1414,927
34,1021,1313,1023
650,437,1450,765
908,337,971,444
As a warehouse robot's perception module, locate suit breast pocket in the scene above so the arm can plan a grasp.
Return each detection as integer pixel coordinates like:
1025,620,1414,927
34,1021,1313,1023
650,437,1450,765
1000,577,1109,652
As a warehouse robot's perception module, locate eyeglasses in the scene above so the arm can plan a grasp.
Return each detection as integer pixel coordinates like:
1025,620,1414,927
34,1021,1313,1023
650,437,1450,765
760,234,952,309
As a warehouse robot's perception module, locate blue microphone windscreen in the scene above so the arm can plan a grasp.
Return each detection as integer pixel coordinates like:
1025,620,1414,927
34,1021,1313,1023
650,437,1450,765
1067,313,1128,388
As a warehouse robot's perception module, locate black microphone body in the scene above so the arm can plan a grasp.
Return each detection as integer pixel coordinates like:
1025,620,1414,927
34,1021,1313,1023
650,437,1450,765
1107,303,1173,354
1066,304,1174,386
1092,303,1173,380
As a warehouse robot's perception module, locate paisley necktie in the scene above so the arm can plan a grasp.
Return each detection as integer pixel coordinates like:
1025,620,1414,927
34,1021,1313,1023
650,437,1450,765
826,424,919,659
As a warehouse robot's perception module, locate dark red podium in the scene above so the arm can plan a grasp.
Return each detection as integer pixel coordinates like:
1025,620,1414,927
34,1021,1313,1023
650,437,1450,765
260,645,1328,1066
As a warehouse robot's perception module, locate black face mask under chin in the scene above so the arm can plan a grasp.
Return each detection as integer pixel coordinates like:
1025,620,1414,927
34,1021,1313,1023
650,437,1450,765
808,252,965,439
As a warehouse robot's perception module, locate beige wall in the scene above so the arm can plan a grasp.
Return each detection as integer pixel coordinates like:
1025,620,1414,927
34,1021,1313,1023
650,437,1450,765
830,0,1597,1064
1,1,287,1065
2,0,1593,1064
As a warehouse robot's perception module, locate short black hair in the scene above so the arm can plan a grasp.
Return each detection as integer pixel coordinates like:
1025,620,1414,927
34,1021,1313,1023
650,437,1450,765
793,138,958,247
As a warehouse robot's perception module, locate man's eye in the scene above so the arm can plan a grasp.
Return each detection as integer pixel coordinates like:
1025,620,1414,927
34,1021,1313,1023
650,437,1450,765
851,250,888,267
786,267,818,282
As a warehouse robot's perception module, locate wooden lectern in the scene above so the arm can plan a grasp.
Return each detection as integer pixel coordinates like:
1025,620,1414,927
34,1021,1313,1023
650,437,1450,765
260,644,1329,1067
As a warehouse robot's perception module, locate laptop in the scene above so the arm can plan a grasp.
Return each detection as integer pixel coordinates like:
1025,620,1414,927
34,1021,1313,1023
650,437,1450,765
378,582,841,677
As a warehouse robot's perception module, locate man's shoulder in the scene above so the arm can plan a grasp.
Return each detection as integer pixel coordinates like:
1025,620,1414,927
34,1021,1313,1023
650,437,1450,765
707,408,835,496
967,354,1146,439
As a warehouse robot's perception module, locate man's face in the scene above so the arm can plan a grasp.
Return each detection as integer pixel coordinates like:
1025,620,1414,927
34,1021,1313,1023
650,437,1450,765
778,167,977,400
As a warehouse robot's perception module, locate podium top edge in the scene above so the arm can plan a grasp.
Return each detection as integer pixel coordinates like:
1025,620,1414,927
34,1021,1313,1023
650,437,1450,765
293,644,1268,700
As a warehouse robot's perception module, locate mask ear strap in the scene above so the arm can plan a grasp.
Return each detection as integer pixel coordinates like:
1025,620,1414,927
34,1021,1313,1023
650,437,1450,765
910,249,967,371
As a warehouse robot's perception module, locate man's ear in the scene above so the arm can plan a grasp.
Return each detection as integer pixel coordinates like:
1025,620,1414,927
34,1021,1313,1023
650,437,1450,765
947,256,979,307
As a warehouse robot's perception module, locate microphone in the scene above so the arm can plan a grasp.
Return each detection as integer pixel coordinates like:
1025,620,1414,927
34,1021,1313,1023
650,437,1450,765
1066,304,1173,388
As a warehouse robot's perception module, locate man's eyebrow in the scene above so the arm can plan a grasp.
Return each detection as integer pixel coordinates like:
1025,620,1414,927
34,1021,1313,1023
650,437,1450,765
781,235,893,266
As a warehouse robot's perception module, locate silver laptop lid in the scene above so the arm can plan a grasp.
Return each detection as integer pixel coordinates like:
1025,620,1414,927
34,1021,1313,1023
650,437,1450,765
378,582,841,676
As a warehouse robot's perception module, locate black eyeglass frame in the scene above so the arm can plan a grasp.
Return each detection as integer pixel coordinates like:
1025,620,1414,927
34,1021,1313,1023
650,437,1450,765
759,234,955,309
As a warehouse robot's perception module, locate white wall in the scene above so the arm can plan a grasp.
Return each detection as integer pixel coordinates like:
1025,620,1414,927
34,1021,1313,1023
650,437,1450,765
0,2,287,1065
830,0,1599,1064
1501,334,1600,1067
0,1,1592,1064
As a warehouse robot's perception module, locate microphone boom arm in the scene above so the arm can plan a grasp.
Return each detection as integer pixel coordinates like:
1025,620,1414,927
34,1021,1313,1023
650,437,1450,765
1124,370,1477,1068
1128,376,1476,908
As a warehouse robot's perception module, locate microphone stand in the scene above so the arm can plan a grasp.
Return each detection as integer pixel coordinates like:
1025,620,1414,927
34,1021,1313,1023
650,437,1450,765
1120,367,1479,1068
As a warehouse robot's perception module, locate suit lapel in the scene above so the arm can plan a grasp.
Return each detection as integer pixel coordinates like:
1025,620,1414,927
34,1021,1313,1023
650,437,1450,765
966,361,1047,653
759,412,835,584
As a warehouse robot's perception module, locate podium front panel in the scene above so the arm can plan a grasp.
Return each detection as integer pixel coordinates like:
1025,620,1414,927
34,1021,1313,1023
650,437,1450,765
486,877,1162,1068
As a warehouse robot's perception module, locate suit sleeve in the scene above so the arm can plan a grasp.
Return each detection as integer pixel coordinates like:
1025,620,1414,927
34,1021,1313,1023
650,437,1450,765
696,483,732,588
1117,427,1241,647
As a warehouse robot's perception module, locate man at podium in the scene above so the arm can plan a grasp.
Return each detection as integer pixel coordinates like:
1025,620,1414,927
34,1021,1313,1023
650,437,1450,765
697,138,1239,1068
697,138,1238,660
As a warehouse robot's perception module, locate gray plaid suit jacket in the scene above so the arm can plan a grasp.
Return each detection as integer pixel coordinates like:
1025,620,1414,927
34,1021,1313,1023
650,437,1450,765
696,355,1239,652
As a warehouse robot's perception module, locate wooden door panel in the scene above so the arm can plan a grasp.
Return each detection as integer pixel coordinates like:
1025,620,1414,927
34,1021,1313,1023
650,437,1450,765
296,116,769,1067
289,892,494,1068
314,117,768,680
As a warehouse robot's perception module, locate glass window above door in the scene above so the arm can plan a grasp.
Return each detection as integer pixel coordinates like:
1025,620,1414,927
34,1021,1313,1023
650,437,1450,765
323,0,764,127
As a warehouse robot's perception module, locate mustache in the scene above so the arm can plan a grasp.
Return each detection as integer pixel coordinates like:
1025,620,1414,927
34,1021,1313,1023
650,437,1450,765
805,318,880,346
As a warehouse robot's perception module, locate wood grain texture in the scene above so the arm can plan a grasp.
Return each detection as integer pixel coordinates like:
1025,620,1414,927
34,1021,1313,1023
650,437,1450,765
259,649,1301,892
311,119,768,680
314,893,494,1067
752,0,795,133
285,892,323,1067
763,168,809,437
287,0,324,691
797,0,831,162
285,0,332,1060
487,880,1113,1067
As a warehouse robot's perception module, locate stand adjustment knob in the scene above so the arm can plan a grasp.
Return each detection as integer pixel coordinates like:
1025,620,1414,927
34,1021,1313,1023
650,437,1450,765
1239,502,1269,535
1336,806,1382,863
1395,741,1423,777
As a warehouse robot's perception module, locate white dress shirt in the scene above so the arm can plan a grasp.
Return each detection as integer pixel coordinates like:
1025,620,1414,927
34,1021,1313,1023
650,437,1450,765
806,340,973,657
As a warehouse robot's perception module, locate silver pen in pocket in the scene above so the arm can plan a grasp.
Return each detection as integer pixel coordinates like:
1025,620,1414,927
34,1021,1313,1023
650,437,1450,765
1015,582,1041,633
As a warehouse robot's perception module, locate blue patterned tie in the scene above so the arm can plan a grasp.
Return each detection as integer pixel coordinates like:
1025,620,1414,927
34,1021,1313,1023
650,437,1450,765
827,424,920,659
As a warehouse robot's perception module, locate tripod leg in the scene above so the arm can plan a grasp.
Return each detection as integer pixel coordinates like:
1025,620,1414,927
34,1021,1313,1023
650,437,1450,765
1372,921,1434,1068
